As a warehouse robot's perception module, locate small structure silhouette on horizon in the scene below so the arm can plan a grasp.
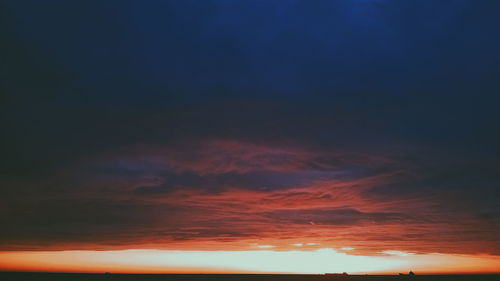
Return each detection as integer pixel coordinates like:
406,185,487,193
398,270,416,276
324,272,348,276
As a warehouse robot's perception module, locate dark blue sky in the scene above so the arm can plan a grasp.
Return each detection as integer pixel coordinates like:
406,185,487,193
1,0,500,255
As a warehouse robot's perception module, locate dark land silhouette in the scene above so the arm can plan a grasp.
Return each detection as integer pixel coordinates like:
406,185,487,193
1,272,499,281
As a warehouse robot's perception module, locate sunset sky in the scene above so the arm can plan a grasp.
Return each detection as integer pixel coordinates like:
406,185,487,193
1,0,500,274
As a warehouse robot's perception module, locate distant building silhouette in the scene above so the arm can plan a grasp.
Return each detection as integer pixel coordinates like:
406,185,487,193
325,272,348,276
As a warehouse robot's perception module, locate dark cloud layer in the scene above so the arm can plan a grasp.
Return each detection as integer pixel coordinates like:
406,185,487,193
1,0,500,255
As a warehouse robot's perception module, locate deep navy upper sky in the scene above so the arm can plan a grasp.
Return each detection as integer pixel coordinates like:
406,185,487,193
1,0,500,255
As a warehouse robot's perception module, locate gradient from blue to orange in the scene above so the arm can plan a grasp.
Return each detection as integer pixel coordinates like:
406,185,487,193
1,0,500,274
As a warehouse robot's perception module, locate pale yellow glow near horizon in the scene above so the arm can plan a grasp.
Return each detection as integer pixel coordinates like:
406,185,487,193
1,249,500,274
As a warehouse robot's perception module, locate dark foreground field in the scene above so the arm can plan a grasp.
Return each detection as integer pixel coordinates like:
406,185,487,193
1,273,499,281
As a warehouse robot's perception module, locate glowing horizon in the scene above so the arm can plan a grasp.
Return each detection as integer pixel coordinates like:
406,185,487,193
1,249,500,274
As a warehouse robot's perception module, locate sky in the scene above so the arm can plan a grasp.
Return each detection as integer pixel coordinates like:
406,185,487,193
1,0,500,274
